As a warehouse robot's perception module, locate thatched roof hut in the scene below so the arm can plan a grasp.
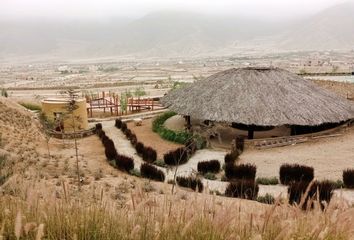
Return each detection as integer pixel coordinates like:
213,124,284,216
161,67,354,127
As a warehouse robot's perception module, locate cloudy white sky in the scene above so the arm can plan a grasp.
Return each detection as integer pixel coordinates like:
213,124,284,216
0,0,350,20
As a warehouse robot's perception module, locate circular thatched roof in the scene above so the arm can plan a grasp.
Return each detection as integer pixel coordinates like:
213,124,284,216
161,67,354,126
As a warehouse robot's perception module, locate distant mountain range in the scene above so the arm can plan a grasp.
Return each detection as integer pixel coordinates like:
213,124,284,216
0,2,353,60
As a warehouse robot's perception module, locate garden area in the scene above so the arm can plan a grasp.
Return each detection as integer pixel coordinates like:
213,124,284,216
94,112,354,206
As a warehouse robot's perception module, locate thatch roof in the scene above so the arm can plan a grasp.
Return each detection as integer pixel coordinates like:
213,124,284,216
161,67,354,126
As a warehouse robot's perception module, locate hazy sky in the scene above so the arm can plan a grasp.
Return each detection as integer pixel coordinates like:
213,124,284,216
0,0,350,20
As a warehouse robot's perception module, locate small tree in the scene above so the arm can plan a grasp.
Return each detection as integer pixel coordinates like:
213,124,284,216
39,112,54,160
62,89,82,190
134,87,146,97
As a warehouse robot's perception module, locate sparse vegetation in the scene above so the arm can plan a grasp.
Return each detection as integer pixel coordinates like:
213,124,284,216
257,194,275,204
256,177,279,185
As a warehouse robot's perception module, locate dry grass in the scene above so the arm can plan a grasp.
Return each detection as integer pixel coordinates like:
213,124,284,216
0,183,353,240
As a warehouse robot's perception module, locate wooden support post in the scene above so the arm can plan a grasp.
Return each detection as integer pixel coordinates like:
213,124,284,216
186,116,191,130
248,128,254,140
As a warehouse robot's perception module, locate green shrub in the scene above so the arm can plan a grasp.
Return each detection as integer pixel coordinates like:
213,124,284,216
129,169,141,177
204,172,217,180
257,194,275,204
154,160,167,168
152,112,204,146
19,102,42,111
256,177,279,185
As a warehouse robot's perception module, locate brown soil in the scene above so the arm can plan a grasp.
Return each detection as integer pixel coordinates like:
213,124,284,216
127,118,182,160
313,79,354,99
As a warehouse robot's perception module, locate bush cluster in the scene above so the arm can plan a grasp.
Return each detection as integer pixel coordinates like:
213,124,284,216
135,142,144,155
288,180,335,209
235,136,245,153
279,164,314,185
343,169,354,188
140,163,165,182
152,112,202,145
225,163,257,181
142,147,157,163
197,160,221,174
95,123,102,132
225,180,259,200
224,151,239,164
115,155,134,172
115,123,158,164
96,129,134,173
115,118,123,129
256,177,279,185
176,176,204,192
121,122,127,132
164,147,189,165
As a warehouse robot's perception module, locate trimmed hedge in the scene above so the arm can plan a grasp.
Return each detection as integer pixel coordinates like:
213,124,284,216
225,163,257,181
115,118,122,129
164,147,189,165
225,180,259,200
235,136,245,153
140,163,165,182
142,147,157,163
95,123,102,132
121,122,127,132
96,129,134,173
152,112,196,145
197,160,221,174
130,134,138,146
343,169,354,188
288,180,335,209
104,138,118,160
115,154,134,172
176,176,203,192
224,151,239,164
135,142,144,155
280,164,314,185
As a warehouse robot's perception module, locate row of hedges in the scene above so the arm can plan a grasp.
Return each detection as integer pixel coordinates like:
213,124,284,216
278,163,344,209
164,147,188,165
197,160,221,174
163,139,198,166
225,180,259,200
225,163,257,181
140,163,165,182
95,123,134,172
176,176,204,192
115,119,158,163
152,111,205,147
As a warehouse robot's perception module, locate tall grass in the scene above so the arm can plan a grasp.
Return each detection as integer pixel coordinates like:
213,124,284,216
0,185,353,240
